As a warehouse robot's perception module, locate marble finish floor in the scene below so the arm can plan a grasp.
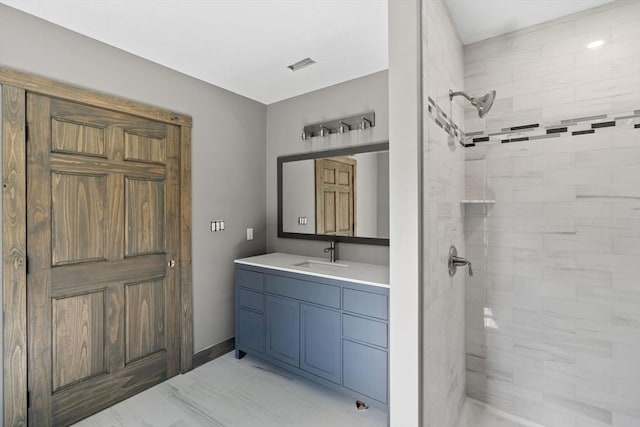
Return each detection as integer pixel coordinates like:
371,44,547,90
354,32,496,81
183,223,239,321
73,351,388,427
457,399,544,427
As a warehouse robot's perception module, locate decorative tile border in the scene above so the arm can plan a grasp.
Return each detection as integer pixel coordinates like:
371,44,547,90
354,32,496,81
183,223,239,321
425,95,640,148
426,96,466,146
463,109,640,148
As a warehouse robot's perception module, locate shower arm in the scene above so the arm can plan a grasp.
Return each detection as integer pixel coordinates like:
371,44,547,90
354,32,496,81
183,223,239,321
449,90,473,102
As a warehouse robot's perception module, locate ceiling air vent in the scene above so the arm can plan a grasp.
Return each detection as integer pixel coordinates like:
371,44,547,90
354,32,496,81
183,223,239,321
287,57,316,71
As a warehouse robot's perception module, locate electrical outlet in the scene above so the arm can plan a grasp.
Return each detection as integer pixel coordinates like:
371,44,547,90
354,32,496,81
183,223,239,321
246,228,254,240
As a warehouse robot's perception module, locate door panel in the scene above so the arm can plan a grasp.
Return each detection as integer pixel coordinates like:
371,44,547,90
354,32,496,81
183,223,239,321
124,131,166,164
51,172,107,265
337,191,351,233
27,94,181,426
52,292,106,391
51,118,106,157
125,177,165,256
125,278,166,363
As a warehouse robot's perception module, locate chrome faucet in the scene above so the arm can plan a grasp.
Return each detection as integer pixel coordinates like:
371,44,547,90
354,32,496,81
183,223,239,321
323,241,337,263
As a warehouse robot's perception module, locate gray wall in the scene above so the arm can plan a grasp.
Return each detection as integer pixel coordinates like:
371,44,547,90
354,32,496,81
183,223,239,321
266,71,389,264
354,151,379,238
0,4,267,359
282,160,315,233
376,151,390,237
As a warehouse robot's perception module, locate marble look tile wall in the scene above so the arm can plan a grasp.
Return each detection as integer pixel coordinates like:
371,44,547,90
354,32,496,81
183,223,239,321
463,1,640,135
463,2,640,426
421,1,466,426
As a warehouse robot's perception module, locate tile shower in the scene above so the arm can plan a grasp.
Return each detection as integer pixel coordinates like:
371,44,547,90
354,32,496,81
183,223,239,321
456,1,640,426
421,0,466,426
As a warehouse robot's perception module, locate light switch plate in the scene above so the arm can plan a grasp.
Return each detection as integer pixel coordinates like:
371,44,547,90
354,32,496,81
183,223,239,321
246,228,254,240
211,220,225,232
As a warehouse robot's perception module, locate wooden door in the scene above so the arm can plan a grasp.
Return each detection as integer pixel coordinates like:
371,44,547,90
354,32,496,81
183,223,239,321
26,94,181,426
315,157,356,236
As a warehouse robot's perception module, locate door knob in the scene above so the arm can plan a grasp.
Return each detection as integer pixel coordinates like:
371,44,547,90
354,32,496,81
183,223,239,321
168,259,176,268
448,246,472,277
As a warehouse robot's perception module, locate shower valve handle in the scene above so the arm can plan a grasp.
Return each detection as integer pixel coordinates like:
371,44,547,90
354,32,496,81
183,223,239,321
448,246,473,277
451,256,473,276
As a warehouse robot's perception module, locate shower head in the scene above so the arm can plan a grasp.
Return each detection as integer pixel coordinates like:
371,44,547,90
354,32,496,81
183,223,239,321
449,89,496,118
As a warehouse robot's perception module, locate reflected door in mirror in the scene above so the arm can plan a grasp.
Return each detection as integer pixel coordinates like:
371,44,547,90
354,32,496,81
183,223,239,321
315,157,356,236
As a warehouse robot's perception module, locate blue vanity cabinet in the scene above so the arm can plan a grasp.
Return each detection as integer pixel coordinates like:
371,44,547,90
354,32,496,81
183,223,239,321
235,269,265,357
342,339,388,403
265,295,300,367
341,284,389,404
300,303,341,384
234,263,389,407
237,307,264,355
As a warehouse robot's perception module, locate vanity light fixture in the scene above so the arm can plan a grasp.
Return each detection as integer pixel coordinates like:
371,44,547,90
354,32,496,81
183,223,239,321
301,111,375,140
587,40,604,49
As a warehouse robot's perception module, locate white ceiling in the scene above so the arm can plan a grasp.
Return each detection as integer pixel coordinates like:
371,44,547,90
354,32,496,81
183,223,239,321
1,0,617,103
0,0,388,105
446,0,616,45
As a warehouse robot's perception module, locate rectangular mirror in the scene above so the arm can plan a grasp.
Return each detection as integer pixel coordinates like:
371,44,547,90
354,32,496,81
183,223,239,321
278,142,389,245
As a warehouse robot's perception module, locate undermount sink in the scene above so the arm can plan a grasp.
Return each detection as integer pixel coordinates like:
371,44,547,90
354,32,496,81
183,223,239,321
293,260,349,269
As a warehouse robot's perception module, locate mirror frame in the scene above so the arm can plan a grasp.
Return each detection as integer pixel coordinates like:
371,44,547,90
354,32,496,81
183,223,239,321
277,141,390,246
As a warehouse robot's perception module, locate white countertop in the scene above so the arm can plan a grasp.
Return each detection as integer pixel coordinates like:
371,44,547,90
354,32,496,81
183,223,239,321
234,252,390,288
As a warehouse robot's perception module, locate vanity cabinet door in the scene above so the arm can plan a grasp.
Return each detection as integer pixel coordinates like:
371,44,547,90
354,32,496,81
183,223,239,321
266,296,300,367
300,304,341,384
237,308,265,354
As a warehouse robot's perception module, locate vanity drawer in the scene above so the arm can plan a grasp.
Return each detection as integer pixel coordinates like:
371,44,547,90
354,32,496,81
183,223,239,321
265,275,340,309
343,314,388,348
343,340,388,403
237,288,264,312
236,268,264,291
343,288,388,320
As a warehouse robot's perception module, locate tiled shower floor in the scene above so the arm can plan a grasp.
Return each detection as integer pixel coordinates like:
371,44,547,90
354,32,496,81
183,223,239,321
457,398,544,427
